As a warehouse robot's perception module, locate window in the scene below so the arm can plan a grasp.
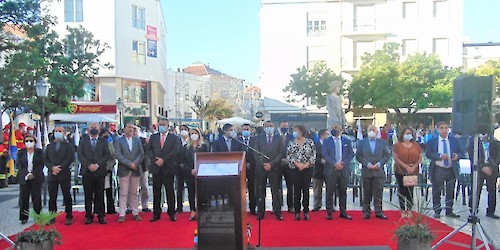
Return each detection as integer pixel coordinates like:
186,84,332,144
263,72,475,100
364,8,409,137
132,40,146,64
433,38,448,59
72,81,98,101
433,0,448,18
123,80,148,103
306,12,326,37
64,0,83,22
306,46,326,69
402,39,418,56
354,5,375,31
132,5,145,30
354,41,375,67
402,2,417,19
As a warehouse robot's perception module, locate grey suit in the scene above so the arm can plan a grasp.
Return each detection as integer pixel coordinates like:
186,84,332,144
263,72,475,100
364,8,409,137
356,138,391,216
114,136,144,216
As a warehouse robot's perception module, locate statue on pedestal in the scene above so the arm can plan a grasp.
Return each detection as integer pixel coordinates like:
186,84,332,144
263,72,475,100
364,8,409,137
326,81,346,129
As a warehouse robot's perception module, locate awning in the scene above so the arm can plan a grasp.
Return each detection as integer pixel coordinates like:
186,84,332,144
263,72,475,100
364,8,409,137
50,113,117,122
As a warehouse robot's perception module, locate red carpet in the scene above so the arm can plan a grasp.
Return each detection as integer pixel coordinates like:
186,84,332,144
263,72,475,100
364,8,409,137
1,210,482,249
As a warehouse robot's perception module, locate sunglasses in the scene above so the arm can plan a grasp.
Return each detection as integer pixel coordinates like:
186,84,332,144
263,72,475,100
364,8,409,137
25,140,34,143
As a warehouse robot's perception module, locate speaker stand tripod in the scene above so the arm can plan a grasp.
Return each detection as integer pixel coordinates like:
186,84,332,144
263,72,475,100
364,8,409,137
431,135,497,250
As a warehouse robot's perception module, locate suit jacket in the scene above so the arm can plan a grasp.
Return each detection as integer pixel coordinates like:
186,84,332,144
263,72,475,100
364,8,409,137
356,138,391,178
77,134,110,177
322,136,354,177
146,132,180,176
114,136,144,177
212,136,245,152
313,141,325,179
44,140,75,182
17,148,45,185
426,135,464,181
240,136,256,168
466,137,500,175
183,144,208,170
253,134,284,176
279,132,295,159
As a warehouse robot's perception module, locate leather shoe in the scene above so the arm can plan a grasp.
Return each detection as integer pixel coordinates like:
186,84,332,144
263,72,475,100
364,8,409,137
20,220,27,225
340,213,352,220
312,207,320,212
98,218,107,224
304,213,310,221
486,213,500,219
294,213,300,221
258,212,265,220
85,218,93,224
65,218,73,225
133,215,142,221
118,216,125,223
445,212,460,218
375,214,388,220
275,213,283,221
169,214,177,222
142,208,152,212
150,216,161,222
363,214,370,220
326,212,333,220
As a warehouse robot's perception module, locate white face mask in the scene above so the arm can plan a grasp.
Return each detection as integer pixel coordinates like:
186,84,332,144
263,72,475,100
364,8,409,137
180,130,189,137
403,134,413,141
368,131,377,139
25,141,35,148
229,130,237,138
190,133,199,141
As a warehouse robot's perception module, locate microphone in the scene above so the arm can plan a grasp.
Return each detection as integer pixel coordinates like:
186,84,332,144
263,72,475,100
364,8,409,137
232,136,270,160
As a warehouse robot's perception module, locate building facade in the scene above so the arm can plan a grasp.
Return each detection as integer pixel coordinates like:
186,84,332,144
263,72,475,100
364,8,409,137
47,0,168,128
259,0,464,101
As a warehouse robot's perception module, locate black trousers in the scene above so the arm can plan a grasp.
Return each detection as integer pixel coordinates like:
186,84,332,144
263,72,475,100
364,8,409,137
152,174,175,216
105,172,116,213
469,168,498,214
283,166,294,209
48,179,73,218
256,171,282,214
362,176,385,215
247,166,256,212
176,171,186,210
82,175,105,219
185,174,196,212
325,171,348,214
19,180,42,221
395,173,414,211
290,167,313,213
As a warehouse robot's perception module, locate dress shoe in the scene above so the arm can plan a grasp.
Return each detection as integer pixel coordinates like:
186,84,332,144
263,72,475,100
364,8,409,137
326,212,333,220
107,211,117,215
169,214,177,222
98,218,107,224
375,214,388,220
363,214,370,220
340,213,352,220
258,212,265,220
20,220,27,225
433,213,441,219
133,215,142,221
275,213,283,221
445,212,460,218
125,209,132,214
176,208,183,214
118,216,125,223
486,213,500,219
312,207,320,212
304,213,310,221
85,218,93,224
150,216,161,222
65,218,73,225
142,208,152,212
295,213,300,221
49,218,56,225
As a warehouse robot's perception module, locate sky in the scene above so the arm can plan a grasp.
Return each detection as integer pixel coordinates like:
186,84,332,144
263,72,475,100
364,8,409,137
162,0,500,85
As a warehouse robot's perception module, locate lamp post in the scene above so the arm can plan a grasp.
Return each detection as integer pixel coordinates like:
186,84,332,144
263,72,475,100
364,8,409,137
116,98,124,129
35,78,51,147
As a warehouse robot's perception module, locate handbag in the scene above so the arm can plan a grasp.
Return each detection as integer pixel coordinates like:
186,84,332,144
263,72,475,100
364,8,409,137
402,175,418,187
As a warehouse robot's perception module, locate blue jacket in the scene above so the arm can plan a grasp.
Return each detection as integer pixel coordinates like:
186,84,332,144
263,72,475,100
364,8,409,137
322,136,354,177
425,136,464,181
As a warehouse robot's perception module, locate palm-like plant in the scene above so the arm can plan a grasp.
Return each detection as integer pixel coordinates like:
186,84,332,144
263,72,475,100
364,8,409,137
15,210,62,247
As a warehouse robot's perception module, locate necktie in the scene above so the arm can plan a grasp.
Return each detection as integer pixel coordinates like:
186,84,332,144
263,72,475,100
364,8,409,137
244,138,249,146
281,134,286,144
91,138,96,151
442,139,449,166
335,138,341,163
268,136,272,145
161,134,165,149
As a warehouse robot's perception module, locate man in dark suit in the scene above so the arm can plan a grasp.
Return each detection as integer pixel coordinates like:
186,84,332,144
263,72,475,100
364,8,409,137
44,126,75,225
356,124,391,220
147,118,181,222
312,129,329,212
78,123,110,225
467,134,499,219
254,121,284,220
278,121,295,212
426,121,464,218
212,123,245,152
240,123,257,215
323,124,354,220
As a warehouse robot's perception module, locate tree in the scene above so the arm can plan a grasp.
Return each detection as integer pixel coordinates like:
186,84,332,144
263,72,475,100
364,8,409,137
469,59,500,94
0,0,42,53
191,95,234,122
348,42,458,125
284,62,345,108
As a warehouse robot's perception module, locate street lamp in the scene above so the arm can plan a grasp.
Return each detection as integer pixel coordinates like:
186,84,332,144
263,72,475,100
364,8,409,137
35,77,51,147
116,98,123,129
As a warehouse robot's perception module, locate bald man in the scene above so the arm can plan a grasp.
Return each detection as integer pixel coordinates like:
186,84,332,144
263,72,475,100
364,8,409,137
356,125,391,220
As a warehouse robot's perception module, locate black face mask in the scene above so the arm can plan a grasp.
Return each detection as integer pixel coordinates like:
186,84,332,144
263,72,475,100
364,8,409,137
280,128,288,134
90,129,99,136
331,129,338,137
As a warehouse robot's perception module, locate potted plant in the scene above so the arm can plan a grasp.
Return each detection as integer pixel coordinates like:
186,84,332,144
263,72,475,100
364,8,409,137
15,210,62,250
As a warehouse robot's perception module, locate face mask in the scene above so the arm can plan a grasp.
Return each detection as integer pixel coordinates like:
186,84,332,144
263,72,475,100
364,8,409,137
280,128,288,134
180,130,189,137
403,134,413,141
229,130,237,138
368,131,377,139
331,129,338,137
90,129,99,136
25,141,35,148
158,125,167,134
264,127,274,135
190,133,199,141
54,132,64,141
292,131,299,138
242,130,251,137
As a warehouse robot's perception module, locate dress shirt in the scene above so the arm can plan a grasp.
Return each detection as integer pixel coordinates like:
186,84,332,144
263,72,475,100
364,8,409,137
26,151,34,180
334,136,342,163
369,138,376,154
126,136,133,151
224,135,232,152
436,137,451,168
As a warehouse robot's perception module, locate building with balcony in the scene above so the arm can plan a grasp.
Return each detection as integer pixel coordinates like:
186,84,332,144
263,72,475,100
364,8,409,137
259,0,464,101
47,0,168,128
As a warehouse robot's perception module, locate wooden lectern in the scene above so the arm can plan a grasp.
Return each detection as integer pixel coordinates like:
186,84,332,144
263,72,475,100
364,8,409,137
195,152,248,250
